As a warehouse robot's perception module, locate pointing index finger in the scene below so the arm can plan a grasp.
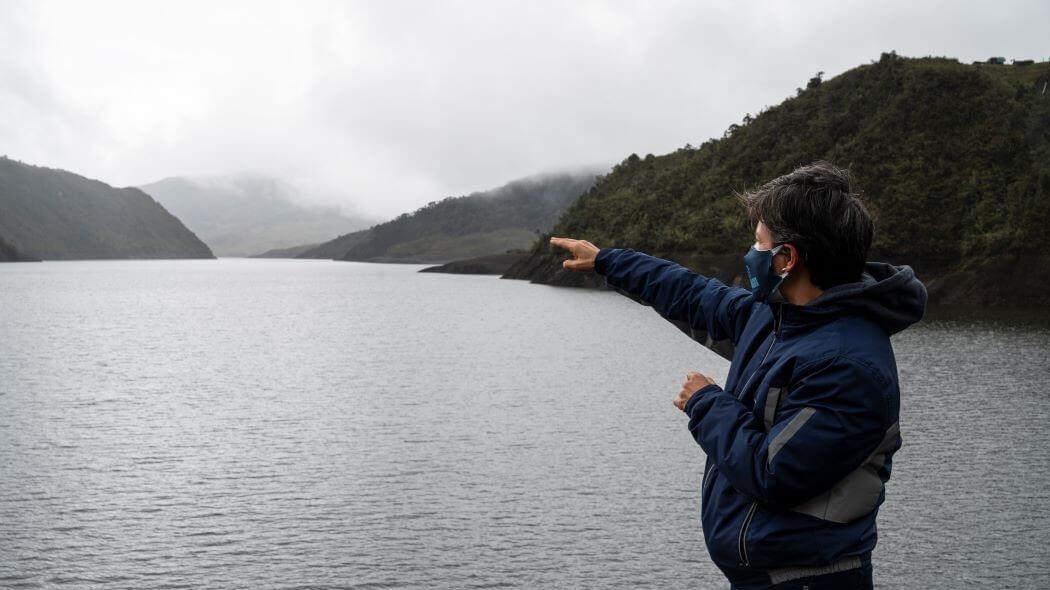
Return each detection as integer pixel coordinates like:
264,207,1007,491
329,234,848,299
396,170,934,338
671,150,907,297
549,237,574,251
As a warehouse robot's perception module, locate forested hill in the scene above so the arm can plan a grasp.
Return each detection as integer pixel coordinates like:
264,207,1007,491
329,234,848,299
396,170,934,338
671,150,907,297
506,54,1050,306
0,234,37,261
0,157,213,260
299,171,599,263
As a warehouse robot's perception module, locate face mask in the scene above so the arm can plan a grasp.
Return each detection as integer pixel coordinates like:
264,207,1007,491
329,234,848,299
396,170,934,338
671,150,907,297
744,243,788,302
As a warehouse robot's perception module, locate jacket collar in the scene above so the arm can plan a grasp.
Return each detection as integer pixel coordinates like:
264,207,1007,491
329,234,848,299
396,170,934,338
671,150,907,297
771,300,845,337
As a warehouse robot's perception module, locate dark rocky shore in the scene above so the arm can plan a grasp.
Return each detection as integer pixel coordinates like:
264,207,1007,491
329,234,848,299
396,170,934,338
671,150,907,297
419,252,528,275
0,235,39,262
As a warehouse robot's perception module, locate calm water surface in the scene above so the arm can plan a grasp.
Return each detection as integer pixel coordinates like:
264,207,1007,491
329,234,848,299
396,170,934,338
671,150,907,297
1,259,1047,589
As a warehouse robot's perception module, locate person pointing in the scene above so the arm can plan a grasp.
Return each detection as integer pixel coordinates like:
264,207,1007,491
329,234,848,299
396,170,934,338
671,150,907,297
550,162,927,590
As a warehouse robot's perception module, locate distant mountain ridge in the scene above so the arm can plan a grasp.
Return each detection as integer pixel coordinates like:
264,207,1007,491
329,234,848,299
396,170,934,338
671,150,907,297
140,174,376,257
506,54,1050,306
253,242,320,258
0,157,213,260
298,170,600,263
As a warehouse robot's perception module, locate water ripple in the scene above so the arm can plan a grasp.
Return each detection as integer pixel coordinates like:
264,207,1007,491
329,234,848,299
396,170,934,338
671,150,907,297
0,259,1047,589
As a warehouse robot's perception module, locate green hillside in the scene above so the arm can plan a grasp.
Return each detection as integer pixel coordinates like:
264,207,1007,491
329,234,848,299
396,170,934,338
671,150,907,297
299,171,598,263
507,54,1050,305
0,234,38,261
0,157,214,260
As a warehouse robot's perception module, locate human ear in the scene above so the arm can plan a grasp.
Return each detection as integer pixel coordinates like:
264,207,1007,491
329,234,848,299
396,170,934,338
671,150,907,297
779,244,798,274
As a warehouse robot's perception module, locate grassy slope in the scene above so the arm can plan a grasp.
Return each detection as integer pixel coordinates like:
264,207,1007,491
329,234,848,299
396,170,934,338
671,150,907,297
0,157,214,259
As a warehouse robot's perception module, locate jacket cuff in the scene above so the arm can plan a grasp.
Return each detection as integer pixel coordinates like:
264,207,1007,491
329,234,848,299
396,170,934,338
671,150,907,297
684,383,722,416
594,247,619,276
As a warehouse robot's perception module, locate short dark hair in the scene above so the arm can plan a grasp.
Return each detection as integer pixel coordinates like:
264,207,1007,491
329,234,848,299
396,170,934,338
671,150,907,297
742,162,873,289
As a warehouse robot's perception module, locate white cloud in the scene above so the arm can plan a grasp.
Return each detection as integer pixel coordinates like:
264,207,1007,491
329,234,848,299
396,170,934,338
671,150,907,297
1,0,1048,218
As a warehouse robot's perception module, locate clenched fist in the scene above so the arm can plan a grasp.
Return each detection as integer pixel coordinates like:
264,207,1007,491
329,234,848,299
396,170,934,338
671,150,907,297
549,236,600,272
674,372,718,412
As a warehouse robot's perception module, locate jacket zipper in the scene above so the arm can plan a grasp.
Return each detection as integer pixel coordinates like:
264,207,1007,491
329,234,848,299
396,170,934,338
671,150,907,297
702,463,716,496
736,304,781,401
736,304,782,567
738,502,759,566
703,333,775,506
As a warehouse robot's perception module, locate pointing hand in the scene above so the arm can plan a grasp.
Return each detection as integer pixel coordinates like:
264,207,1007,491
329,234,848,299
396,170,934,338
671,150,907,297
549,236,600,272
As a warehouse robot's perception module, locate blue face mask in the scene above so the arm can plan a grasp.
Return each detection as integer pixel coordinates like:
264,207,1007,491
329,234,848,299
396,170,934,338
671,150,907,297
744,244,788,302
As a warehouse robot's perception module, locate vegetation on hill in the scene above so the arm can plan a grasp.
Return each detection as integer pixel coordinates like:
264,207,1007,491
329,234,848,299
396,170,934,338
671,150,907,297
297,228,372,259
0,157,213,260
0,234,38,262
299,171,599,263
252,242,321,258
507,54,1050,305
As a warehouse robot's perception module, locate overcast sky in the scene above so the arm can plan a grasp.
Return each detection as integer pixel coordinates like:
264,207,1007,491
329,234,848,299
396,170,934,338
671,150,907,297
2,1,1048,218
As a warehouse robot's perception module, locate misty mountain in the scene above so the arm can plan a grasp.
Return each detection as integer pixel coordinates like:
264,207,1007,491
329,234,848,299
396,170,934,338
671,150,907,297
298,171,600,263
140,174,377,257
0,157,213,260
507,54,1050,306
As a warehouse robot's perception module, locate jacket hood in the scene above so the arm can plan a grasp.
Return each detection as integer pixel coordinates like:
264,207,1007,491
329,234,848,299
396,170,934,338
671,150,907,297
807,262,928,335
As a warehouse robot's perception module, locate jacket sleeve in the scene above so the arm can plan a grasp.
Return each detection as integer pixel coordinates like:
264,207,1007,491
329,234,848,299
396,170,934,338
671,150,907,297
595,247,757,345
683,355,890,507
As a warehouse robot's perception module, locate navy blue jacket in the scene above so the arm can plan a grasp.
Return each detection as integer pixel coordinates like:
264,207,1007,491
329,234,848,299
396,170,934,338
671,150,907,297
595,248,927,587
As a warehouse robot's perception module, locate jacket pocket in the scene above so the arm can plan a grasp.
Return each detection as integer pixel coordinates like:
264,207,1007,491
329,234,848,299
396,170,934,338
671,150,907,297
740,505,836,570
700,470,756,569
737,501,759,566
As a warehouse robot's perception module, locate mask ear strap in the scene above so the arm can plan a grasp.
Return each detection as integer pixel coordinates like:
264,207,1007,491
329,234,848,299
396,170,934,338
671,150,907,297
773,244,791,278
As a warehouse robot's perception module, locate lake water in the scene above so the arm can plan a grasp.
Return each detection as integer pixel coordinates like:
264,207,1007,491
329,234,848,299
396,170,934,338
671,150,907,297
1,259,1048,589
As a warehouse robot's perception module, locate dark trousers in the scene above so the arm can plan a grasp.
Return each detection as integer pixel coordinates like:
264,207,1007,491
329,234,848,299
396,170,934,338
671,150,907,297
730,561,873,590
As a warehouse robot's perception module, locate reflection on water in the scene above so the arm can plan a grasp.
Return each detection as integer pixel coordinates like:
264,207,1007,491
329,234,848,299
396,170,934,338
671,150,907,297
0,259,1047,589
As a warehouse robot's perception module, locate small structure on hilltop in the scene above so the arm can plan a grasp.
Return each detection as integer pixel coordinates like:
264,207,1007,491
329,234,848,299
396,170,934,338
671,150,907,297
986,56,1007,65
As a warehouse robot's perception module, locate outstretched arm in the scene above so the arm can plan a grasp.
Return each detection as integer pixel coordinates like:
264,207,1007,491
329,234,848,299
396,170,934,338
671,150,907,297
550,237,756,345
